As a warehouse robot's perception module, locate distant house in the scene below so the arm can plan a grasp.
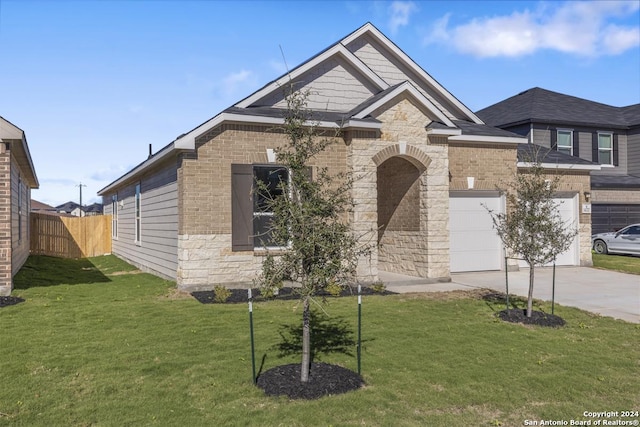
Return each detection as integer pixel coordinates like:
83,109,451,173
476,87,640,234
0,116,39,296
98,23,596,291
56,201,82,216
31,199,59,215
55,201,102,217
84,202,104,216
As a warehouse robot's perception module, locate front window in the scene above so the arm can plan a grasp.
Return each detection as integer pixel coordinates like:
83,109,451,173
135,183,141,243
598,133,613,165
557,130,573,156
111,194,118,239
253,166,288,248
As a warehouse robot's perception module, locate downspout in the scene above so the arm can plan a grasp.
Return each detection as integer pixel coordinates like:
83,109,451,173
530,123,534,145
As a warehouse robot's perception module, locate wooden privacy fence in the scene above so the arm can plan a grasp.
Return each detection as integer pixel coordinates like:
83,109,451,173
30,213,112,258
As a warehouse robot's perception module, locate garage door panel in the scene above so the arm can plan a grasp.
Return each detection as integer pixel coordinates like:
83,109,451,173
518,195,579,267
450,195,502,272
592,204,640,234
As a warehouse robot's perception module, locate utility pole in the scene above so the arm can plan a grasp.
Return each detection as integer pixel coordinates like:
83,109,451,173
77,182,87,217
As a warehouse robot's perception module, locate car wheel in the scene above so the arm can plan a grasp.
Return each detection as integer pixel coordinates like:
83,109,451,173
593,240,608,255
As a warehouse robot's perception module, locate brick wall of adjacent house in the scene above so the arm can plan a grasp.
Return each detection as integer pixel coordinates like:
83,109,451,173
176,123,348,289
591,189,640,204
0,144,11,295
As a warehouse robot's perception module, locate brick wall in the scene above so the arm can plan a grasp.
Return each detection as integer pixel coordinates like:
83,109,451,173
176,123,348,289
448,142,517,190
592,189,640,204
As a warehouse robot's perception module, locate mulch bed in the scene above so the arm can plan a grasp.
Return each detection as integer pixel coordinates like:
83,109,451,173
256,362,364,399
191,286,395,304
498,308,566,327
0,296,25,308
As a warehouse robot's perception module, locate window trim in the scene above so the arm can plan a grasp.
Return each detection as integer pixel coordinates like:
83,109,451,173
111,194,118,239
134,183,141,245
597,132,613,165
252,164,291,250
556,129,573,156
17,174,22,242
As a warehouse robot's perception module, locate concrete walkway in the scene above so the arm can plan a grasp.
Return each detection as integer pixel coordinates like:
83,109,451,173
381,267,640,323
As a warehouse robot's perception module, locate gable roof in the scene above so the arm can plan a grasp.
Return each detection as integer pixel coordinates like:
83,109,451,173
235,23,481,125
477,87,639,130
99,23,513,196
0,116,39,188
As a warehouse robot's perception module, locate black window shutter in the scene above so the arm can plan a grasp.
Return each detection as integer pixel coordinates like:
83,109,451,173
550,129,558,150
591,133,598,163
573,131,579,157
231,164,254,251
613,134,619,166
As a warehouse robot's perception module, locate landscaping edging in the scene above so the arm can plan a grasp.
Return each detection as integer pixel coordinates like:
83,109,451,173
0,296,25,308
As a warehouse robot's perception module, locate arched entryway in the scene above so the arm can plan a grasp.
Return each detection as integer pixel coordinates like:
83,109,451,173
374,147,430,277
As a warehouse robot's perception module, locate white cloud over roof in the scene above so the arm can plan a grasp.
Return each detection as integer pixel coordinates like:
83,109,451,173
388,1,418,34
425,1,640,58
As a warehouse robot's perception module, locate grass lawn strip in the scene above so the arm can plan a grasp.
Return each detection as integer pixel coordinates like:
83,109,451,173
0,255,637,426
592,253,640,275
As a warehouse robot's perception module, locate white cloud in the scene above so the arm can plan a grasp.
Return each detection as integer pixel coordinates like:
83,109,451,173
389,1,418,34
425,1,640,58
220,69,257,97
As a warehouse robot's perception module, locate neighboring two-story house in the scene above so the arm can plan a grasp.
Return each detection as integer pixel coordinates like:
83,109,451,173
477,87,640,234
0,116,39,296
99,24,594,291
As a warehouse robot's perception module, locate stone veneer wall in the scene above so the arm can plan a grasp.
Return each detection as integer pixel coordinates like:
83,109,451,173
0,144,10,295
448,142,518,191
347,96,450,280
176,123,348,289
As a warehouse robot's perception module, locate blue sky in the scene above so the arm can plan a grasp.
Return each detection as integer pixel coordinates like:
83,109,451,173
1,0,638,207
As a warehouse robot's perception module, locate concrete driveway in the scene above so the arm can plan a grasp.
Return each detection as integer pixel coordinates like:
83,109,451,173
382,267,640,323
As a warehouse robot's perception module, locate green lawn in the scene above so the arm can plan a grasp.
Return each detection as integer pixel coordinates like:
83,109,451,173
1,256,638,426
592,253,640,275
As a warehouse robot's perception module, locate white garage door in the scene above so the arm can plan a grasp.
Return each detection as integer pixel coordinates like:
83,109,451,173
450,193,503,272
519,195,579,267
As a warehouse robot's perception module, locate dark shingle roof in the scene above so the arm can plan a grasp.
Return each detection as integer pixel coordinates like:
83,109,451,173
452,120,523,138
591,174,640,189
477,87,638,129
621,104,640,127
517,143,598,166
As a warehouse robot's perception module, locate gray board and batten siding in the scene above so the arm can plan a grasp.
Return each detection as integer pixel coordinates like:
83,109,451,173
103,159,179,280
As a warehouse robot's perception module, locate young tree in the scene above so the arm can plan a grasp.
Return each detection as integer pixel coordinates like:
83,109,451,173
254,87,365,382
485,156,577,318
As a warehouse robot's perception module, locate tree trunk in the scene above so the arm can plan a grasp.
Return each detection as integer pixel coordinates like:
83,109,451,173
300,297,311,382
527,264,535,318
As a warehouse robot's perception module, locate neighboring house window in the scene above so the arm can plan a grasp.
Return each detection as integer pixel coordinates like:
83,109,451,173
556,130,573,156
253,165,289,248
598,132,613,165
135,183,141,243
111,194,118,239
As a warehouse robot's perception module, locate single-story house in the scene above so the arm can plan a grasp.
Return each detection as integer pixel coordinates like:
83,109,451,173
0,116,39,295
98,23,595,291
476,87,640,234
